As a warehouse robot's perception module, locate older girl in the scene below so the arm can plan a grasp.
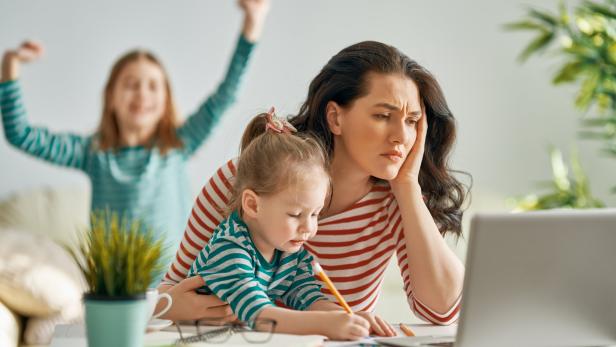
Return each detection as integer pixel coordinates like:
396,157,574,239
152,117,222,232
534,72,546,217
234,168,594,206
0,1,270,266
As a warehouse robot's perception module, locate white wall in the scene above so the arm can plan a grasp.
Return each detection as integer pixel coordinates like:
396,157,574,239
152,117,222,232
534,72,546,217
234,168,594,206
2,0,615,322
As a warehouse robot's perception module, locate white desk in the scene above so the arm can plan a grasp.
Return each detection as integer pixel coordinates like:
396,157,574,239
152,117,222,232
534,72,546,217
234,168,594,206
50,323,456,347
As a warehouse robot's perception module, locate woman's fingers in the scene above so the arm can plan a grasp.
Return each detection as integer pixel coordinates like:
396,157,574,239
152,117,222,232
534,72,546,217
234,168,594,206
161,277,235,321
203,302,233,317
177,275,205,291
375,315,397,336
366,314,386,336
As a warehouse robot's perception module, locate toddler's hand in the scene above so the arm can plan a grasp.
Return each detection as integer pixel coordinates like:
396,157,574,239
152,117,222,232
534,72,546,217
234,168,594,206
322,311,370,341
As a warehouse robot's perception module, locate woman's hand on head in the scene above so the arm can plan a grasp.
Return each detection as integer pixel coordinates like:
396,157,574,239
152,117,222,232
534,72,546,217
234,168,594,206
158,276,237,322
390,105,428,193
238,0,270,42
2,40,44,82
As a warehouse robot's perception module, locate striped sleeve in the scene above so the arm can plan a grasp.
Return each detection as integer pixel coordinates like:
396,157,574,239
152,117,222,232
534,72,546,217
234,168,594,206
162,159,237,285
281,250,327,311
191,236,274,323
177,35,255,156
389,198,462,325
0,80,89,170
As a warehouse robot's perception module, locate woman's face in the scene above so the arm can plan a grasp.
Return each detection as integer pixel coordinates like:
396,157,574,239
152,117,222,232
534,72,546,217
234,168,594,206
329,72,423,180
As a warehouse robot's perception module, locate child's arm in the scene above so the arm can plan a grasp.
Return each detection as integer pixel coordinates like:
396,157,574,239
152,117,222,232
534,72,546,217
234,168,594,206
307,299,344,311
1,42,89,170
256,306,369,341
195,238,369,340
306,300,397,336
178,0,269,155
280,250,329,310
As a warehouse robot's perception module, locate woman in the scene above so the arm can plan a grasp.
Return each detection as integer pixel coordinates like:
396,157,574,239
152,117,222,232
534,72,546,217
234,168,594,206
158,40,468,330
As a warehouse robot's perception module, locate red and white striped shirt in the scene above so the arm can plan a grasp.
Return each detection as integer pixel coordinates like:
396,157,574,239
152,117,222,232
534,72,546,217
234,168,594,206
163,159,460,325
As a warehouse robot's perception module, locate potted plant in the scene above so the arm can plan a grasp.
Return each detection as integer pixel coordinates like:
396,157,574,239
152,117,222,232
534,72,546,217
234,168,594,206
69,211,165,347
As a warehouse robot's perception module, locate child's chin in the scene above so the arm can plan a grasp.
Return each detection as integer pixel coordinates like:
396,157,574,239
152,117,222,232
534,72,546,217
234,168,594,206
280,244,303,253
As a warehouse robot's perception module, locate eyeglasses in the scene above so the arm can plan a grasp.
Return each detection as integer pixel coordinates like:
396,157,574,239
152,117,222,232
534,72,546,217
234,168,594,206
173,318,277,345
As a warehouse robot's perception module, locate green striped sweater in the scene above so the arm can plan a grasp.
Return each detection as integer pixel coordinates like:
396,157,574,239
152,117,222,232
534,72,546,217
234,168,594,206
188,211,326,323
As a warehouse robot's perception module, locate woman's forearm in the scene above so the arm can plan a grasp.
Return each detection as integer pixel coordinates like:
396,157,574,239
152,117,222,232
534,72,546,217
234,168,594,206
394,182,464,313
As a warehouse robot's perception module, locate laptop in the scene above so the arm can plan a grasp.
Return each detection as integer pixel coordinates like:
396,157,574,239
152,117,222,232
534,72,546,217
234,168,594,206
377,208,616,347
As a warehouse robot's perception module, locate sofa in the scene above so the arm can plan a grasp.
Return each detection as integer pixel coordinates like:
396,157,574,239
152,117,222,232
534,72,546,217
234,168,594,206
0,187,90,347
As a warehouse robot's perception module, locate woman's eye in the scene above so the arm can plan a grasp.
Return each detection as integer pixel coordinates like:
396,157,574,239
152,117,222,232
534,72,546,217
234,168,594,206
406,118,418,125
287,213,301,218
374,114,390,120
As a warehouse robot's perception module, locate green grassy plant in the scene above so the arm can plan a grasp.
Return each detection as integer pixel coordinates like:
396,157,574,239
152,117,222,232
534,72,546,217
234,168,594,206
69,211,165,296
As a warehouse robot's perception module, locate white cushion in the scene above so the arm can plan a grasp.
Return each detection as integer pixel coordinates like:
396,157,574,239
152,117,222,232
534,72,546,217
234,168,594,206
0,229,86,318
0,188,89,345
0,300,20,347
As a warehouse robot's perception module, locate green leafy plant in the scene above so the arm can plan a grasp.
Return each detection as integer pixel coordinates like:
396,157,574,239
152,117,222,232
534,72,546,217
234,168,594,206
69,211,166,296
504,0,615,209
511,147,604,211
505,0,616,158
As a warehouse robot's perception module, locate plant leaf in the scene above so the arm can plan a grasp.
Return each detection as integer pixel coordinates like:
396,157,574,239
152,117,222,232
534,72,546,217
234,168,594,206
518,30,556,62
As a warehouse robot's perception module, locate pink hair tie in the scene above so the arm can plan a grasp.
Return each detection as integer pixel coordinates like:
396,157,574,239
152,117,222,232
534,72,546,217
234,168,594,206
265,107,297,134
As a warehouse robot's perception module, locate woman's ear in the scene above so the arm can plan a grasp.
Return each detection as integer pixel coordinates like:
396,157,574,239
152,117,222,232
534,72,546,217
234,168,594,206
326,101,343,136
241,189,260,219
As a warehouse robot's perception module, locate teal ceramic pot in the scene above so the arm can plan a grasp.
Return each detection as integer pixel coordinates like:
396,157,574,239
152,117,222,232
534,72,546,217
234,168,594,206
83,293,148,347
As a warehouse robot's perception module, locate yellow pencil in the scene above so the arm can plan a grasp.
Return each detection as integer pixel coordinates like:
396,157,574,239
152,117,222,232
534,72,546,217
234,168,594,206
399,323,416,337
312,261,353,314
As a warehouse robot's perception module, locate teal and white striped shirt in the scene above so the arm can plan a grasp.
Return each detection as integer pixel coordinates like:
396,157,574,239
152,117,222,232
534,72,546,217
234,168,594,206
0,35,255,267
188,211,326,323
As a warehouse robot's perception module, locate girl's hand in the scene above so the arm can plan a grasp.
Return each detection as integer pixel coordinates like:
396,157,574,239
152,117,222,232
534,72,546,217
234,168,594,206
158,277,236,322
238,0,270,42
390,105,427,193
2,41,44,82
355,311,397,337
322,311,370,341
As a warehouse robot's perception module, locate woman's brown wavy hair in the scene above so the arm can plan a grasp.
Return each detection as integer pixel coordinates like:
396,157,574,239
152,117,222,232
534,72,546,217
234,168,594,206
97,50,182,154
288,41,470,237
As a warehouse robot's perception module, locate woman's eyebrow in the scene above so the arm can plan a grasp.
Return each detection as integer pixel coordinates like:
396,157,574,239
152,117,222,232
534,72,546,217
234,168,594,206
373,102,422,117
